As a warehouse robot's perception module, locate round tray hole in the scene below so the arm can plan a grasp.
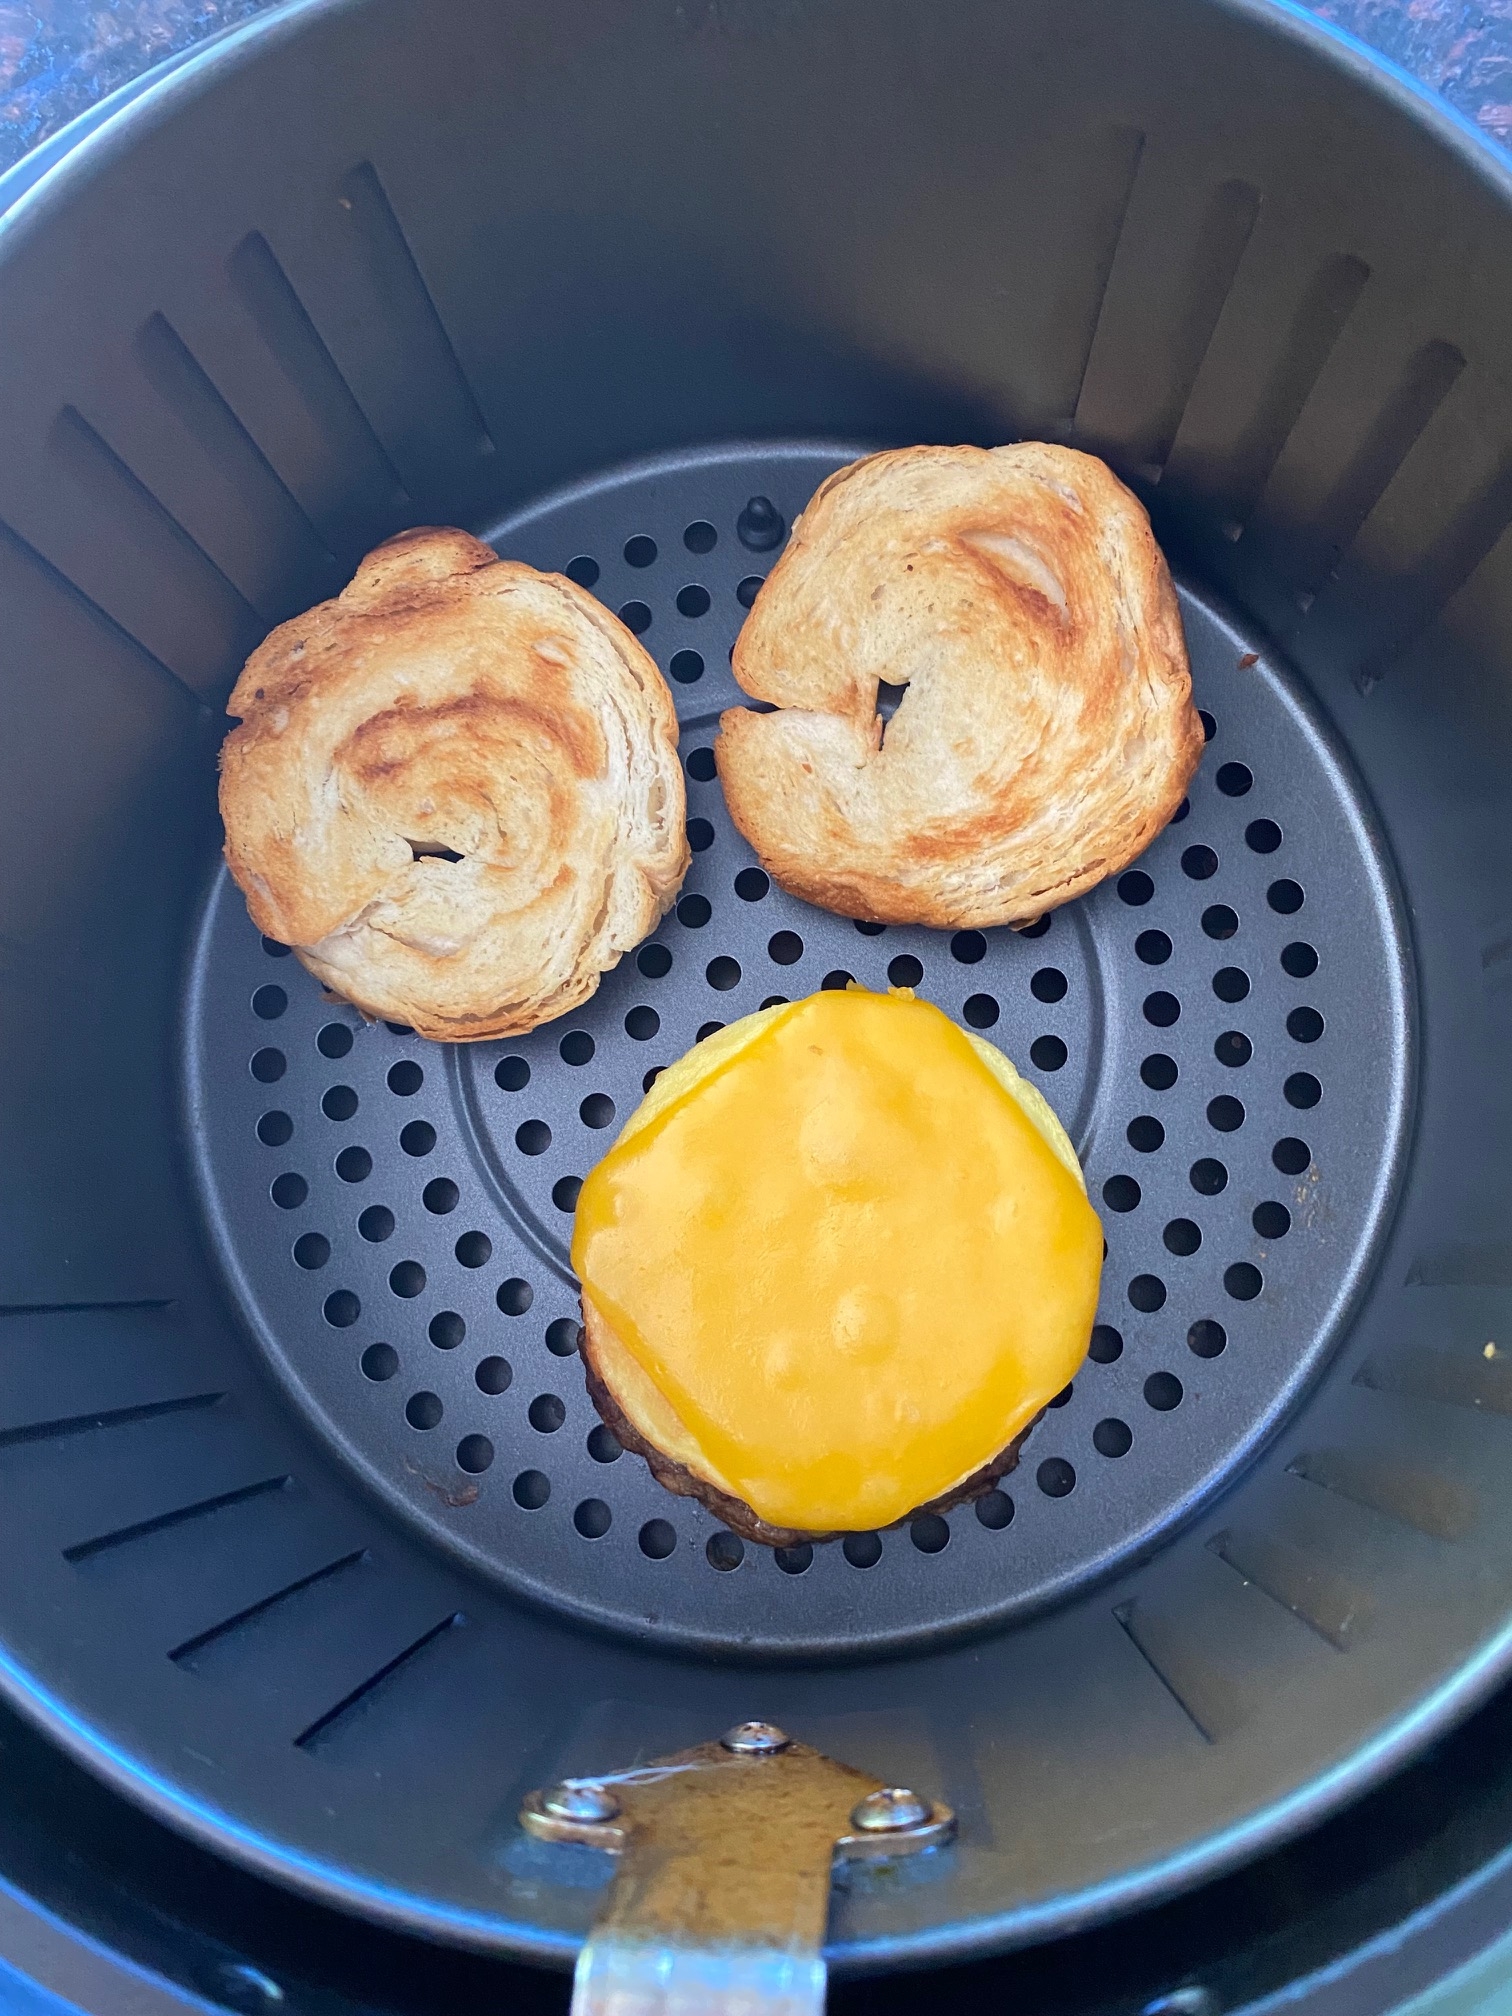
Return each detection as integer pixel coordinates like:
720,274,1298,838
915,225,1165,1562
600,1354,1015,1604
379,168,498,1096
1144,1372,1183,1411
910,1514,950,1554
455,1230,492,1268
574,1498,612,1538
1141,1054,1178,1091
476,1357,512,1395
457,1435,494,1474
324,1290,360,1328
335,1145,371,1184
822,969,855,992
1128,1274,1167,1312
358,1206,394,1242
1127,1115,1164,1153
552,1176,583,1212
1190,1157,1228,1195
1163,1218,1201,1256
429,1311,465,1350
975,1491,1014,1529
619,600,651,634
1215,1030,1252,1067
257,1111,293,1147
1216,762,1252,796
888,954,923,988
1136,931,1171,965
387,1060,424,1096
1094,1418,1133,1457
399,1121,436,1157
1202,905,1238,940
735,576,764,608
558,1031,595,1067
678,894,711,928
423,1178,459,1214
1030,1035,1067,1071
1103,1175,1141,1212
252,985,287,1020
963,993,999,1028
515,1120,551,1155
317,1024,353,1059
1207,1095,1245,1132
639,1519,676,1559
1285,1073,1322,1109
775,1543,813,1575
1287,1005,1325,1043
707,955,741,991
529,1394,565,1433
322,1085,358,1121
688,818,715,853
361,1343,398,1382
293,1232,329,1270
1225,1262,1264,1300
1037,1458,1076,1497
707,1532,744,1570
1282,941,1319,978
1268,877,1304,913
676,585,711,619
250,1048,285,1083
684,520,717,554
271,1173,307,1209
565,556,598,588
495,1056,530,1091
1253,1200,1292,1238
587,1424,621,1463
1089,1324,1123,1363
843,1532,883,1568
1188,1319,1227,1359
514,1470,550,1510
1213,967,1250,1003
1143,991,1180,1027
1273,1136,1312,1175
1031,967,1067,1003
581,1093,616,1129
951,930,986,963
686,747,716,782
405,1391,442,1430
389,1261,426,1299
735,868,769,902
546,1318,581,1357
1181,845,1218,881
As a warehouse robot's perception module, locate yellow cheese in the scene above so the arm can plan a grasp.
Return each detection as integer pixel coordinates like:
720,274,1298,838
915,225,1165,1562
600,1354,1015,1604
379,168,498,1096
572,987,1102,1532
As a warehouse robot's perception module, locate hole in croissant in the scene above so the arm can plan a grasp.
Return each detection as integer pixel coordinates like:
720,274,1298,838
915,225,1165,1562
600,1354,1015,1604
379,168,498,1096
407,839,464,863
876,679,908,744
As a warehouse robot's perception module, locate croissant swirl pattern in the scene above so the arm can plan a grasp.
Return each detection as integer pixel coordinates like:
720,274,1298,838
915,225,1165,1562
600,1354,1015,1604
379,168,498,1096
219,527,688,1040
717,444,1202,930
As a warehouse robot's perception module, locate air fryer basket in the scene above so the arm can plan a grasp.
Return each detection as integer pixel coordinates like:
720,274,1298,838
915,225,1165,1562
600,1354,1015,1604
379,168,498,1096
4,0,1512,1975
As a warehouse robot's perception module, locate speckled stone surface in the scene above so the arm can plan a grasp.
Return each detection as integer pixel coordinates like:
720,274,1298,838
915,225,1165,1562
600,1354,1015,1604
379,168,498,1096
1,0,1511,175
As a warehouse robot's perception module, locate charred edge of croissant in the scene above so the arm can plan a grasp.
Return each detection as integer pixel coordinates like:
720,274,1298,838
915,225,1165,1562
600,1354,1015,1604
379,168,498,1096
578,1310,1042,1549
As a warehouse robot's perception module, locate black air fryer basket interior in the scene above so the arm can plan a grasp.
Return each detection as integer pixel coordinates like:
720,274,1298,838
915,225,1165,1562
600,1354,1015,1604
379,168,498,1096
4,0,1512,1978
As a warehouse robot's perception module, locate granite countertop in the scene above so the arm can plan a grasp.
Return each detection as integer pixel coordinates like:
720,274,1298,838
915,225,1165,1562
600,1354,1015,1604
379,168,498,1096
1,0,1511,174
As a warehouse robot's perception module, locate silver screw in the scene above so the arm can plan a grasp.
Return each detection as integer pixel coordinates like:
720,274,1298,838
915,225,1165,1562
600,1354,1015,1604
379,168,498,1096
542,1781,621,1823
851,1787,933,1833
720,1720,791,1755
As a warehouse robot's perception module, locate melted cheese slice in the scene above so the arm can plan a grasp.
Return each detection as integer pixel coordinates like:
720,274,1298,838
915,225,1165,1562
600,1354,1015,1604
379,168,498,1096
572,987,1102,1532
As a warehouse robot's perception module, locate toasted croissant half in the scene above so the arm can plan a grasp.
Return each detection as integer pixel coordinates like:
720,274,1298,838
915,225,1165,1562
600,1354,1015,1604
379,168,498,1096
717,444,1202,929
219,528,689,1041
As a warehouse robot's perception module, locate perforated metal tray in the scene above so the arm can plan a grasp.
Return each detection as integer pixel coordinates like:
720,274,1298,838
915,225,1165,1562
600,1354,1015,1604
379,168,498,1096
186,440,1410,1657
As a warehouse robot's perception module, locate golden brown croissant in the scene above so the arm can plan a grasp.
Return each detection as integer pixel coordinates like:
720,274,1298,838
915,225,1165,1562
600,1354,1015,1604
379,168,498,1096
717,444,1202,928
219,528,688,1041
